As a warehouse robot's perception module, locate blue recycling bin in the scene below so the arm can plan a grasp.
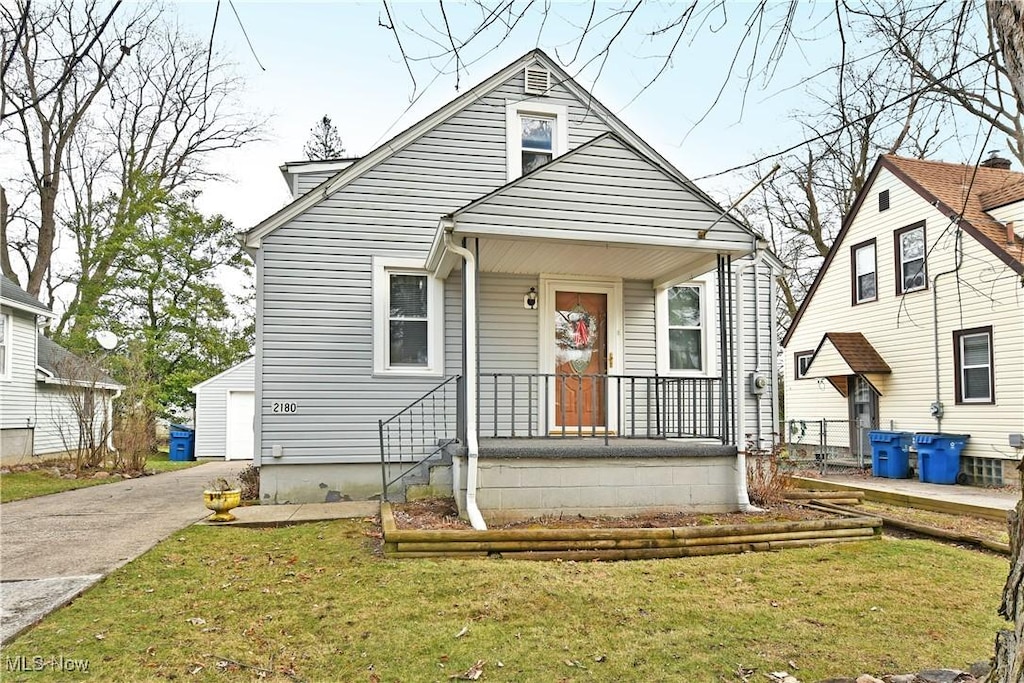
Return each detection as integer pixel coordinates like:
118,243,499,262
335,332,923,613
914,433,969,484
869,431,913,478
169,428,196,461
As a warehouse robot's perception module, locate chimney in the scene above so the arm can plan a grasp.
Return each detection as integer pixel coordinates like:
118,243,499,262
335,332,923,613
981,150,1012,170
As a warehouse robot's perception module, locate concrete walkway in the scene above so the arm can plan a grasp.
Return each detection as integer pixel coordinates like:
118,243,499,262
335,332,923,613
1,461,243,645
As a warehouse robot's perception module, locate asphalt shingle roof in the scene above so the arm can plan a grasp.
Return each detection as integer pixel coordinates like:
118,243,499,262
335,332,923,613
821,332,891,373
0,275,51,314
37,335,121,388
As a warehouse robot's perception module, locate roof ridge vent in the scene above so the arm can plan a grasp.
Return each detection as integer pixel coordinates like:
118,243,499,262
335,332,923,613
523,65,551,95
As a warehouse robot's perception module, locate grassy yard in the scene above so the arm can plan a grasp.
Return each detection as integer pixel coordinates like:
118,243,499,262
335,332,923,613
0,454,201,503
4,519,1010,682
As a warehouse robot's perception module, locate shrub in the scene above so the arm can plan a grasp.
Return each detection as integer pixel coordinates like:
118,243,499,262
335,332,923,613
746,436,791,507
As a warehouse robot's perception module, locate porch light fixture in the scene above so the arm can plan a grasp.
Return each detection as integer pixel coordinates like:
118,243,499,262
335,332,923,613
524,287,538,310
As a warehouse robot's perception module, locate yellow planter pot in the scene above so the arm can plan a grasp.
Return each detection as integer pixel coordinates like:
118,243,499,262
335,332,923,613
203,489,242,522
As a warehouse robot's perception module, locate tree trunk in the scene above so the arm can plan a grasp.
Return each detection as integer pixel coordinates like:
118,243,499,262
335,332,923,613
987,483,1024,683
988,0,1024,112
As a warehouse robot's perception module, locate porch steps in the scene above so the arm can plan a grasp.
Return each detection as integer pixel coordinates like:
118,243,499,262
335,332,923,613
380,502,881,561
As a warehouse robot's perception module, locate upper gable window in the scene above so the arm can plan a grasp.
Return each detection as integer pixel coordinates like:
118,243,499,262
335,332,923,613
506,101,568,179
851,239,877,305
895,222,927,294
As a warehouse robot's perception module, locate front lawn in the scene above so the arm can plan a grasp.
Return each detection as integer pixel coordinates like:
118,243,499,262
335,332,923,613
0,454,201,503
5,519,1009,682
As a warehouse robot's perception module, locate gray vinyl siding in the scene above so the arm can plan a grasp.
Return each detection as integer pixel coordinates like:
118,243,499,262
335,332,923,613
478,273,539,436
32,383,113,456
194,359,255,459
260,71,613,463
738,261,776,447
294,171,337,197
623,280,655,374
453,136,753,249
1,308,37,431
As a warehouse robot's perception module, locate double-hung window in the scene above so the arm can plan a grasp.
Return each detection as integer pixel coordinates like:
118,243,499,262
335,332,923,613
0,313,9,379
373,258,443,376
954,326,994,404
656,276,715,375
851,239,877,305
895,222,926,294
506,102,567,179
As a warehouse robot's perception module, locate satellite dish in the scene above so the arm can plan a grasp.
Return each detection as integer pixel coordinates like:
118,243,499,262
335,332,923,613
94,330,118,351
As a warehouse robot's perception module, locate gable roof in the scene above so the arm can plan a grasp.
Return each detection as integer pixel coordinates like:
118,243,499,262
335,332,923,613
809,332,891,374
1,275,54,318
242,48,755,249
189,357,254,392
782,154,1024,347
36,335,123,390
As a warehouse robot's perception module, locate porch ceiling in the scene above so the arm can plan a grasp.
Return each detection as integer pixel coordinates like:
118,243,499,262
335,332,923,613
476,237,721,284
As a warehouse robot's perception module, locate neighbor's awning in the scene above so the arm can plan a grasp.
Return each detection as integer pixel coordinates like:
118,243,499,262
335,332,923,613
804,332,891,396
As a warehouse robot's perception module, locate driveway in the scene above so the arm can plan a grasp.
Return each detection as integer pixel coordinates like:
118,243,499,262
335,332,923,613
0,460,243,645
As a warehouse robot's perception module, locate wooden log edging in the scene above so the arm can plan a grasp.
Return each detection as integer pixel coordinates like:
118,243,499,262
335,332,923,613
380,503,882,561
806,499,1011,556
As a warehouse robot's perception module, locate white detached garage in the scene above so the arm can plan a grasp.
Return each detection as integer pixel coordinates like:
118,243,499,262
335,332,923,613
190,358,254,461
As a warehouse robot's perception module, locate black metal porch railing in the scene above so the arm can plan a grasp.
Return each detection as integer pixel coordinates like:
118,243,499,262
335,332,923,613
480,373,724,444
378,375,460,502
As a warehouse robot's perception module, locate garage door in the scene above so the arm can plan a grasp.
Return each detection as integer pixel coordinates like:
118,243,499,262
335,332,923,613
225,390,255,461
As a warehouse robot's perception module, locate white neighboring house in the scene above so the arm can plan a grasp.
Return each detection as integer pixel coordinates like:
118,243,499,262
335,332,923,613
783,154,1024,483
1,275,123,464
190,358,255,460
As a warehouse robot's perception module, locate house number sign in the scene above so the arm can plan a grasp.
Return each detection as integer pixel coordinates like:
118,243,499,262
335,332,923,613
272,402,298,414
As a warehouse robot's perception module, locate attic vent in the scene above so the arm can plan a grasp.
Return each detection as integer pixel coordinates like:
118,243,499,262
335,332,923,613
878,189,890,212
523,66,550,95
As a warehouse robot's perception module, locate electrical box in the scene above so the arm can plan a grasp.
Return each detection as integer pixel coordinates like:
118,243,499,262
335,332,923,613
1010,433,1024,449
749,372,769,395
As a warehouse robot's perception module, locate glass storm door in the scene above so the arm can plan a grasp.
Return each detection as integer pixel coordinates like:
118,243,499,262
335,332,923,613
553,291,607,430
849,375,877,459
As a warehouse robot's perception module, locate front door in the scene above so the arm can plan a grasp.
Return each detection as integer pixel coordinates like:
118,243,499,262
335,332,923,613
848,375,877,461
554,290,607,430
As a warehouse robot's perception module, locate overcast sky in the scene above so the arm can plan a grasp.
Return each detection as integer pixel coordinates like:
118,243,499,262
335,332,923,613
170,1,851,231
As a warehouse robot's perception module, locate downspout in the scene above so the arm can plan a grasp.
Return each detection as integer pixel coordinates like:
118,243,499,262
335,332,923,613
443,227,487,530
733,242,767,512
931,229,963,432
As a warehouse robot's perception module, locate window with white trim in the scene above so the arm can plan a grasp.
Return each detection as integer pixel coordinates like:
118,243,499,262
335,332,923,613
851,239,877,304
506,101,568,179
372,258,444,376
895,222,926,294
656,276,716,376
0,313,9,379
954,326,993,404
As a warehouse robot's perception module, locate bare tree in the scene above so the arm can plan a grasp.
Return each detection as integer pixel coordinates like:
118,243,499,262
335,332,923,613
0,0,260,316
46,346,116,473
303,115,346,160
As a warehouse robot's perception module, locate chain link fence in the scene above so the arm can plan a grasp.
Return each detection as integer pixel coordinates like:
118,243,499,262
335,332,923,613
779,418,871,476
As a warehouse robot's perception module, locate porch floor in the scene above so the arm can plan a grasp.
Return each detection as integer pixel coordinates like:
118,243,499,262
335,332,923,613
477,437,735,459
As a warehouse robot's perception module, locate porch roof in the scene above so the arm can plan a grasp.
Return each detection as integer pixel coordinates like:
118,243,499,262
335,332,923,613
427,133,759,283
805,332,890,396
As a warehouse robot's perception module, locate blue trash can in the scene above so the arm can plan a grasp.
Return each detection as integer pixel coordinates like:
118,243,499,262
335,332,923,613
869,431,913,478
169,428,196,461
914,433,969,484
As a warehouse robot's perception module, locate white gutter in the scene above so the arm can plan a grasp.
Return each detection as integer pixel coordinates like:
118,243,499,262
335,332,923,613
733,242,768,512
442,225,487,530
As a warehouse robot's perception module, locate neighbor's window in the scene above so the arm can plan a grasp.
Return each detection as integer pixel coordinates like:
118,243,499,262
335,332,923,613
794,351,814,379
506,102,567,179
954,326,993,404
851,239,877,304
895,222,926,294
0,314,8,378
372,258,443,376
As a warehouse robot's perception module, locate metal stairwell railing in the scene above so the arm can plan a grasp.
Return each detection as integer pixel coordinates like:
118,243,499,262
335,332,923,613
378,375,460,502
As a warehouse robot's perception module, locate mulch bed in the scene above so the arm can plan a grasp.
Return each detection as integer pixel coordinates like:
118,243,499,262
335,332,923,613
391,497,835,531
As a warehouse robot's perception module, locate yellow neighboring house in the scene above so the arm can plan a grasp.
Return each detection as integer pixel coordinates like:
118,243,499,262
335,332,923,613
783,154,1024,485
